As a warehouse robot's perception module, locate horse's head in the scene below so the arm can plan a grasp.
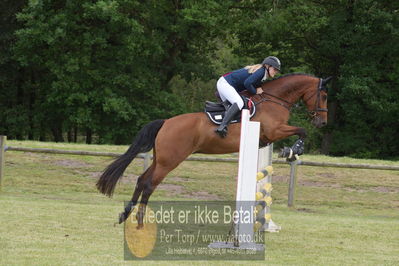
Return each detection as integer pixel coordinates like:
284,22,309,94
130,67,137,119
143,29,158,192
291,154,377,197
259,73,332,128
303,76,332,128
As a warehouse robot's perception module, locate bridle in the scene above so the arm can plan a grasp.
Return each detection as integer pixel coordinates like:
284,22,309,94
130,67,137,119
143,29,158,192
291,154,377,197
303,79,328,118
253,78,328,118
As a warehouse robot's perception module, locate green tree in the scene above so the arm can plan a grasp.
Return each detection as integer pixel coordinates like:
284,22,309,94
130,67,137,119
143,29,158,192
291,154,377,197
10,0,228,143
0,0,29,139
230,0,399,158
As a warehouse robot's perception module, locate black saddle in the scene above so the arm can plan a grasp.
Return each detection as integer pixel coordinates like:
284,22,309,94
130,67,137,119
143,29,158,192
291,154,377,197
204,97,256,125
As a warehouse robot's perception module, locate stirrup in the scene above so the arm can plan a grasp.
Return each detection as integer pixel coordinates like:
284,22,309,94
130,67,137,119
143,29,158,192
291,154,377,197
215,126,228,138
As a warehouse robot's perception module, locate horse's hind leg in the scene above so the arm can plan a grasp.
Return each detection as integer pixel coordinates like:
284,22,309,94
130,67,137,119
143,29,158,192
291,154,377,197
118,164,154,224
134,119,198,228
136,165,171,229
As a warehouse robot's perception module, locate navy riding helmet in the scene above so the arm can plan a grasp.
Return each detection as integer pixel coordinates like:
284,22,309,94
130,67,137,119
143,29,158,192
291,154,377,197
262,56,281,71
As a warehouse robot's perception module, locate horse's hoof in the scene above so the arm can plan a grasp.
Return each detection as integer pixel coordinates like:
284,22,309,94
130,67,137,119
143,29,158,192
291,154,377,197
118,212,126,224
136,223,144,230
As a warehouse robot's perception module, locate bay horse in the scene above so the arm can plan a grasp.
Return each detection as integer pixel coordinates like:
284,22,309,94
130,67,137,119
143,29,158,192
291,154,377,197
97,73,331,227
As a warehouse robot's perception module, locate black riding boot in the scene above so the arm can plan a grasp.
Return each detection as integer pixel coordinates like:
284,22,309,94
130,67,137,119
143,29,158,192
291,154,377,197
215,103,240,138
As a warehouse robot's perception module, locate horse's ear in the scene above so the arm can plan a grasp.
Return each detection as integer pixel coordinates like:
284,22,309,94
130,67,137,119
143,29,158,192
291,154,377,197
322,76,333,85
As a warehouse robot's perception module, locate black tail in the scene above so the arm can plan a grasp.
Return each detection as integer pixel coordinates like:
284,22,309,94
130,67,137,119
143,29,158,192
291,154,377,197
97,119,165,197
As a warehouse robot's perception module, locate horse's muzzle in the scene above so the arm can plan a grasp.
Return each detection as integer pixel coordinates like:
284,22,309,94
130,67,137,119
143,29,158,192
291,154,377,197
312,116,327,128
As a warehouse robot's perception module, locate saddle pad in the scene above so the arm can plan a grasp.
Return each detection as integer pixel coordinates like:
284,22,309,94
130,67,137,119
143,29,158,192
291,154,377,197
205,100,256,125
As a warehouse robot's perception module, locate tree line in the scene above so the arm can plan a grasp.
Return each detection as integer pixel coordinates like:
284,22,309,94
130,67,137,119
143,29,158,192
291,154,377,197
0,0,398,159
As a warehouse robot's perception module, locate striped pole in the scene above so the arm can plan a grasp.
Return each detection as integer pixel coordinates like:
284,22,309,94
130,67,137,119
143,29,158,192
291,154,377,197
256,144,281,232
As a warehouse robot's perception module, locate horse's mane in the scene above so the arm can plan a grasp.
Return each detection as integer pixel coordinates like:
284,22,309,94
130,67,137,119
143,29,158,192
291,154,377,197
265,73,318,83
240,72,319,100
249,73,319,103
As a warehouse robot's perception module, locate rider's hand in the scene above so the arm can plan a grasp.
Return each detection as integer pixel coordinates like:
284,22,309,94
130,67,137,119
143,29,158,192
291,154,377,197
256,87,263,94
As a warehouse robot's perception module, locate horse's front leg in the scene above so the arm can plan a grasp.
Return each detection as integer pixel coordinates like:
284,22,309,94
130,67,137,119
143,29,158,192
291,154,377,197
268,125,307,161
281,139,305,161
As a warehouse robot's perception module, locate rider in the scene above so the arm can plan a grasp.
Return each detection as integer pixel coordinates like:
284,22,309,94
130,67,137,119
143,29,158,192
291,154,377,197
215,56,281,138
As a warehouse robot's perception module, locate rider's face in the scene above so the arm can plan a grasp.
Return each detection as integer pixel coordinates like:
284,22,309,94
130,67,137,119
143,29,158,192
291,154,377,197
268,66,279,77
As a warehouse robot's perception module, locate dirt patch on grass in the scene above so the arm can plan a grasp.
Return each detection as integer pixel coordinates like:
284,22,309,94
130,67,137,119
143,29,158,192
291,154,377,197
79,171,139,182
168,176,191,182
318,172,336,179
158,183,221,200
296,208,317,213
271,172,398,194
85,171,103,179
299,180,399,194
343,186,399,193
53,159,92,168
24,152,92,168
158,183,186,194
24,152,51,159
188,191,221,200
271,172,336,183
371,186,399,193
299,180,340,188
270,175,288,182
119,174,139,184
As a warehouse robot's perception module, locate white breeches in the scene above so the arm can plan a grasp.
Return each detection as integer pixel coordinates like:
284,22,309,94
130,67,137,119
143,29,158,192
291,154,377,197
216,77,244,109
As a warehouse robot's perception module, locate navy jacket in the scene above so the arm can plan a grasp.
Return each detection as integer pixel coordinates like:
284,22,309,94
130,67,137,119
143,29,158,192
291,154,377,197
223,67,266,94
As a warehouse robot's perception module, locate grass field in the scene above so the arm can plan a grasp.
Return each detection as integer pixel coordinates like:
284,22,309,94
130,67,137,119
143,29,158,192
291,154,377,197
1,140,398,265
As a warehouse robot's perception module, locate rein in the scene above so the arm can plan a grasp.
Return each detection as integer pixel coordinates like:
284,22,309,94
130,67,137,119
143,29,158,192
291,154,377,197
253,92,293,111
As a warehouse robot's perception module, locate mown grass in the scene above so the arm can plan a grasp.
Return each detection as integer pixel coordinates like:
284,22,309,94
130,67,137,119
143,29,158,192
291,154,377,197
0,140,398,265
